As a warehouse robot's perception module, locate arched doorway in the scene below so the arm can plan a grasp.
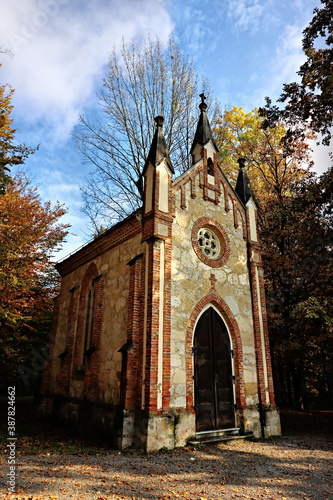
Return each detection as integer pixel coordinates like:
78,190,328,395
193,306,235,432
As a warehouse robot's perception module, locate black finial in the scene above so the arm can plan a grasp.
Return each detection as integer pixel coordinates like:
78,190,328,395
155,116,164,127
237,158,246,169
199,93,207,112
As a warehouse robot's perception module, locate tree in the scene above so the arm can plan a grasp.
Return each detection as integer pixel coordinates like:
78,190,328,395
0,66,35,193
214,105,313,198
278,0,333,145
0,173,69,390
73,36,215,232
215,105,332,409
263,168,333,410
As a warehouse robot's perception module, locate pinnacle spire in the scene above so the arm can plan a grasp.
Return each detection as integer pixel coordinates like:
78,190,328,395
190,94,218,155
235,158,257,206
144,116,174,174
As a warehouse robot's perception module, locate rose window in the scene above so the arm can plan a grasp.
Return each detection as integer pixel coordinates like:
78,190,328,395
197,228,221,259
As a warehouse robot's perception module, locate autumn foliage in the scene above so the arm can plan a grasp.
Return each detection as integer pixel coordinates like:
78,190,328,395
0,174,69,389
214,105,332,409
0,67,35,193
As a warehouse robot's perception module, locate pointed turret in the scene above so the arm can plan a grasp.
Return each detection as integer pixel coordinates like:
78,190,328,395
143,116,173,220
235,158,257,206
144,116,174,175
190,93,218,160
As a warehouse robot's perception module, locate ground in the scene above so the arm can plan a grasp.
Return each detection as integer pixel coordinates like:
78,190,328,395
0,399,332,499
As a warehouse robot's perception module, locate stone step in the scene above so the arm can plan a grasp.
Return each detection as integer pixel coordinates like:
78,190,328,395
188,433,253,446
195,427,240,440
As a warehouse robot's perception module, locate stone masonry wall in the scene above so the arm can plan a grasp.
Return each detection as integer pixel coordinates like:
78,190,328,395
170,165,259,412
46,231,143,408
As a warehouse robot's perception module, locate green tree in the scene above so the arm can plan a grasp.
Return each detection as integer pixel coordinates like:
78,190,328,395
0,67,35,193
74,36,216,232
278,0,333,145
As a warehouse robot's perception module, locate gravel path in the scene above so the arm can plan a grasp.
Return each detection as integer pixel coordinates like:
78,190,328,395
1,434,332,500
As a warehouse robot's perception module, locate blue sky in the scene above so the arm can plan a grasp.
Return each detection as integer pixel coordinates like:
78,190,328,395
0,0,330,260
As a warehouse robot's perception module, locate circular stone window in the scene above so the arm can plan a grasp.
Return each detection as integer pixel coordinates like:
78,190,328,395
197,227,220,259
191,218,230,268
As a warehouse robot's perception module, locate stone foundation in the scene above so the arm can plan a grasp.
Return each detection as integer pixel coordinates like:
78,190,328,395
122,409,196,452
263,407,281,437
39,398,197,452
39,397,280,450
237,405,281,438
237,407,262,438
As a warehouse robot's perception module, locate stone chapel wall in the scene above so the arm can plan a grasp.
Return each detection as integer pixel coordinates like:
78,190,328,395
170,172,259,414
45,231,143,408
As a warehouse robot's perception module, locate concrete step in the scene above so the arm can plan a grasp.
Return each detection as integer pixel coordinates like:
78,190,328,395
195,428,240,440
188,431,253,446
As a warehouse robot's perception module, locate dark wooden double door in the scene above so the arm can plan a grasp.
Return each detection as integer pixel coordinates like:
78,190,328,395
194,307,235,432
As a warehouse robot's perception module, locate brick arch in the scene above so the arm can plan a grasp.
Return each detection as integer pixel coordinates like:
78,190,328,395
72,262,99,374
191,217,231,268
185,292,246,410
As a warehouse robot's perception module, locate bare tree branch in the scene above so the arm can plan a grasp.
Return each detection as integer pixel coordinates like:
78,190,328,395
73,36,216,232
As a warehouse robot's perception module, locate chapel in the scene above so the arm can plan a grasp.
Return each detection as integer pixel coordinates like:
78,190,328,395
40,95,281,451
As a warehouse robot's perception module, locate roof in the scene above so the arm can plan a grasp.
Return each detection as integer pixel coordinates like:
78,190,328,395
55,208,142,277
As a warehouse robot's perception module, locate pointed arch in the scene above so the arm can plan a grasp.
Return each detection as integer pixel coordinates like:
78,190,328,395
185,292,246,410
72,262,99,375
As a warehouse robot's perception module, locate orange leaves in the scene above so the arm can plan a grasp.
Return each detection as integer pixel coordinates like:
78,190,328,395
0,172,70,383
0,173,69,328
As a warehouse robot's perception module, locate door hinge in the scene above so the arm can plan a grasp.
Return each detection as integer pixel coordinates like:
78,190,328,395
231,349,234,358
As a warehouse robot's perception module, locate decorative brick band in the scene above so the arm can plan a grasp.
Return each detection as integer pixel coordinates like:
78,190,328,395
123,254,143,410
56,215,142,277
56,285,80,396
185,292,246,410
191,217,231,268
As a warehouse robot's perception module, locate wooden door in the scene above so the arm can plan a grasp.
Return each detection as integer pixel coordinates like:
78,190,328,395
193,307,235,432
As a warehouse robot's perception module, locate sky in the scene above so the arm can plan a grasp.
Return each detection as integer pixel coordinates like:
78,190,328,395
0,0,331,261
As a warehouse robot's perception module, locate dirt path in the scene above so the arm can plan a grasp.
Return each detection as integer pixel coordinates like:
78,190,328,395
1,434,332,500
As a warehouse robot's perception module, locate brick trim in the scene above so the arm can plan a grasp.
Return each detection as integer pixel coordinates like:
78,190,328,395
83,272,105,400
191,217,231,268
123,254,143,409
246,208,276,407
162,237,172,410
185,292,246,410
56,285,80,395
144,239,161,412
56,215,141,277
72,262,99,377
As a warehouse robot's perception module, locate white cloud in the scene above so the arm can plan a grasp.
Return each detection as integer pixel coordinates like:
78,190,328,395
246,21,306,108
0,0,173,140
226,0,265,33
